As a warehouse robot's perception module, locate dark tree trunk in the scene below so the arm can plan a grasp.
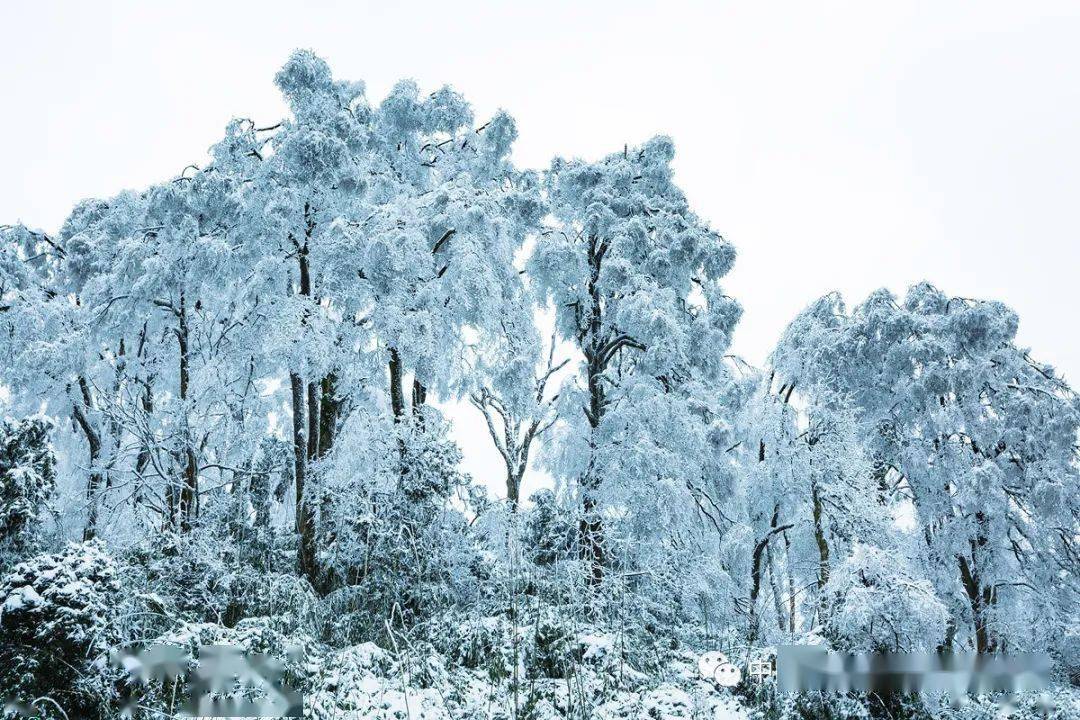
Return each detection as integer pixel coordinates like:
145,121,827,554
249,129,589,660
411,378,427,410
411,378,427,427
306,381,320,461
131,323,154,512
766,505,787,633
507,455,525,510
748,533,768,643
387,347,412,479
811,481,830,590
177,292,198,532
317,373,339,458
579,234,608,589
107,338,125,488
291,218,319,588
73,376,103,541
388,348,406,422
292,372,317,585
958,513,996,653
134,381,154,485
784,531,797,635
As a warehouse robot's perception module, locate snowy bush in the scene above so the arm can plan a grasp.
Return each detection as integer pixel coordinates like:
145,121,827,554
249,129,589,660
524,489,576,566
526,609,579,679
0,415,55,565
428,612,517,679
821,545,949,652
221,568,318,629
113,617,317,718
0,540,122,718
305,642,456,719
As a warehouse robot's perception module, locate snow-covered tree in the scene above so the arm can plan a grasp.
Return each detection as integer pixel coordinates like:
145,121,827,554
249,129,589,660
2,49,1078,720
530,137,740,589
471,329,566,509
204,51,543,586
0,415,56,564
773,283,1080,655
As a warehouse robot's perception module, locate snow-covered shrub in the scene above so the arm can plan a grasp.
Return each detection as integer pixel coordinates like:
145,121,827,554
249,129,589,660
122,617,316,718
159,616,314,674
595,684,696,719
221,567,318,629
0,415,55,565
216,434,295,572
821,544,948,652
315,501,482,645
306,642,453,719
428,612,517,680
0,540,122,718
126,525,316,632
1058,627,1080,686
126,530,237,623
922,687,1080,720
745,691,872,720
524,489,576,566
527,609,578,679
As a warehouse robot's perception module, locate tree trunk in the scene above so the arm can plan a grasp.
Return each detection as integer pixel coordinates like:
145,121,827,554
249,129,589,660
73,377,103,541
765,505,787,632
579,234,607,589
811,481,830,591
748,533,768,643
411,378,427,429
810,479,832,630
177,292,198,532
748,507,794,644
507,458,524,510
292,372,317,585
317,373,339,458
784,531,797,636
291,229,318,588
306,381,320,461
958,514,996,653
388,348,406,422
766,542,787,632
107,338,125,489
133,380,154,503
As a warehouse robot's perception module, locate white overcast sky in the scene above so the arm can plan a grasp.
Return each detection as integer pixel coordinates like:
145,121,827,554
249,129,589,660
3,1,1078,498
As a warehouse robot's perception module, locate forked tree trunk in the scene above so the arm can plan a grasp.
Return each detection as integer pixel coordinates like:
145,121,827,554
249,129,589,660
748,502,794,644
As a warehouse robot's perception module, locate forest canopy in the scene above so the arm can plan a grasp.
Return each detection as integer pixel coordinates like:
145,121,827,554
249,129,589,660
0,51,1077,720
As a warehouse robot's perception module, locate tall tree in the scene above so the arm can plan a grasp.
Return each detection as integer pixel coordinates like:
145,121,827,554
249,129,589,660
773,283,1080,653
530,137,740,588
197,51,542,587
